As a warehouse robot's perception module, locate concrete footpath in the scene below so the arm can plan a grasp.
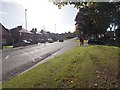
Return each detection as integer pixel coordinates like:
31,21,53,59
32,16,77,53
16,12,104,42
2,43,41,52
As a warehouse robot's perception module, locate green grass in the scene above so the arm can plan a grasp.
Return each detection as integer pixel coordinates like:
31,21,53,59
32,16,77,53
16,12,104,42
0,84,2,90
2,45,119,88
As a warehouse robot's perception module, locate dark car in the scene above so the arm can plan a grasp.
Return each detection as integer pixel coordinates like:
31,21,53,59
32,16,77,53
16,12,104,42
88,39,104,45
59,39,64,42
1,41,13,49
2,42,12,46
13,40,31,47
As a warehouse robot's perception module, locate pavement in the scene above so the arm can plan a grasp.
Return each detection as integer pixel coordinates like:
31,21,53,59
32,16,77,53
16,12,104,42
2,43,41,52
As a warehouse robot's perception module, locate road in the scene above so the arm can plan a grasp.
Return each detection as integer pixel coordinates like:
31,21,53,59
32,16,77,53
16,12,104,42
1,38,78,82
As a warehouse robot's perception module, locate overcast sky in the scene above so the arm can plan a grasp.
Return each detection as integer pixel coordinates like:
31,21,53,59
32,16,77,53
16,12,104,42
0,0,79,34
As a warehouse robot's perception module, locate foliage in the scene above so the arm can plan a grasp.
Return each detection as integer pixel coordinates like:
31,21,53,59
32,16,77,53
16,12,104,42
50,0,120,38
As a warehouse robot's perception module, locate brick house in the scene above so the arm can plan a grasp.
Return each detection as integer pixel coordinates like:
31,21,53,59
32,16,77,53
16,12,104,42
10,26,22,43
0,23,12,47
10,26,33,43
36,32,42,41
19,28,33,41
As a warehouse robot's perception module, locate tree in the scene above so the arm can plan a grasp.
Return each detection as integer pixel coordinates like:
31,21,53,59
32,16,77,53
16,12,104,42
75,7,94,38
50,0,120,39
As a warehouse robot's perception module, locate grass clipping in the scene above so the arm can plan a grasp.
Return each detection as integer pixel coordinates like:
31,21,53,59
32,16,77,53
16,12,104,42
3,45,119,88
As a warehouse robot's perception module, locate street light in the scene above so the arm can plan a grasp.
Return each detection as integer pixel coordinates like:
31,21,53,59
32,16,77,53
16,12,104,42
54,24,56,33
25,9,27,30
43,26,46,46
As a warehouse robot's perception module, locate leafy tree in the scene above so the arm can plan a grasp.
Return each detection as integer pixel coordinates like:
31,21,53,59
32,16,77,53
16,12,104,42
50,0,120,39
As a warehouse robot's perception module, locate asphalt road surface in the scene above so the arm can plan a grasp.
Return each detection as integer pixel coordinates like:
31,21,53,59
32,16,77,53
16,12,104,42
1,38,78,82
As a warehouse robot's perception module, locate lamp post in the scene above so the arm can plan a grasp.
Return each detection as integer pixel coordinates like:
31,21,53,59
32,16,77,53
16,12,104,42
54,24,56,33
43,26,46,46
43,26,45,31
25,9,27,30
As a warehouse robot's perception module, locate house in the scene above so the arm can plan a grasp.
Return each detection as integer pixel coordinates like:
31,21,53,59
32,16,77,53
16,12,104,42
10,26,33,43
19,28,33,41
10,26,22,43
105,31,116,39
0,23,12,48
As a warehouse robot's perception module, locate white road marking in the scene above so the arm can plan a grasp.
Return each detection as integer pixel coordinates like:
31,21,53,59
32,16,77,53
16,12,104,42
4,55,9,60
22,52,35,61
22,52,42,62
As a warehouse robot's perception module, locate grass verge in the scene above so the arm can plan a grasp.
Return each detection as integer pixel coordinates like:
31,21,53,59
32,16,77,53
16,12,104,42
3,45,119,88
3,46,13,49
0,84,2,89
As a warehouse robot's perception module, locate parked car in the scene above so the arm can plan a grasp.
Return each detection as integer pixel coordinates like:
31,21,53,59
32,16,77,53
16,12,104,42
59,39,64,42
47,38,54,43
2,42,12,46
13,40,31,47
27,39,33,44
39,39,46,43
2,42,13,49
88,39,104,45
52,38,58,42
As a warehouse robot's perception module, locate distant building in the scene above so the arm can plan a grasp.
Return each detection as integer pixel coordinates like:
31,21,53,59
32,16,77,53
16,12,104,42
1,24,73,48
10,26,45,44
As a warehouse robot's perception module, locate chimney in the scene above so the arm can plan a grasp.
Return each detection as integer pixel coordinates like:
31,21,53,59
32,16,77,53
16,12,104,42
17,26,22,30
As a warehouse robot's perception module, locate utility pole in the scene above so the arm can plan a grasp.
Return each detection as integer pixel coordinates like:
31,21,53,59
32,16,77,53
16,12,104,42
43,26,45,31
43,26,46,46
54,24,56,33
25,9,27,30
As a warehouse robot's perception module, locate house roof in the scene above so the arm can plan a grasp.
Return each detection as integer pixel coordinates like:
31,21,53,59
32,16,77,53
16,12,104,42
36,32,42,35
10,26,23,32
0,23,9,32
19,28,32,34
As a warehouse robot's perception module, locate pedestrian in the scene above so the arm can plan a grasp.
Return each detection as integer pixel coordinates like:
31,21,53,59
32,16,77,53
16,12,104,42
80,37,84,46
